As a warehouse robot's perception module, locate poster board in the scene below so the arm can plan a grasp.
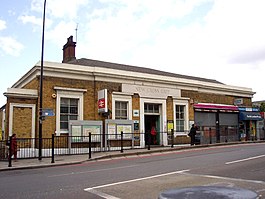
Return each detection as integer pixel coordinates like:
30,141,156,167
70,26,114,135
83,125,101,142
117,124,132,139
69,120,103,143
105,119,134,140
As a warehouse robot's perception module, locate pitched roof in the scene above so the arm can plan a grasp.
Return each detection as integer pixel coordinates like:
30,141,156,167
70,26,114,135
68,58,223,84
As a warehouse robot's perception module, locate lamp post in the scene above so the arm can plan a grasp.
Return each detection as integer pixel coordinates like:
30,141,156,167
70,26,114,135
39,0,46,160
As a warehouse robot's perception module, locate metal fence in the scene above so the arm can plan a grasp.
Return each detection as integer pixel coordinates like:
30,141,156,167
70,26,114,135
1,127,264,160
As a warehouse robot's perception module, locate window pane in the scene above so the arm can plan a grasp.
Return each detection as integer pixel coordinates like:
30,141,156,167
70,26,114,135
144,104,160,113
60,97,79,131
60,121,68,130
121,110,127,117
70,115,78,120
60,115,68,121
70,99,78,106
70,107,78,114
61,98,68,105
115,102,120,109
60,106,68,114
121,102,127,109
176,105,185,131
115,101,128,120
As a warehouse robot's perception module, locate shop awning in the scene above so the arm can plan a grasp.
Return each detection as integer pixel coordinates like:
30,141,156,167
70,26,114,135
239,112,263,121
193,103,238,111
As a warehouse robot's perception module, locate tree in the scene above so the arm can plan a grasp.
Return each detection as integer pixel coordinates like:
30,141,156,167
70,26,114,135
260,102,265,112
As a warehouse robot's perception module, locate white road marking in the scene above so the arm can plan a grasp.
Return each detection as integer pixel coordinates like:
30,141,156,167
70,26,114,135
182,172,265,184
48,164,139,177
84,170,189,194
225,154,265,165
88,189,121,199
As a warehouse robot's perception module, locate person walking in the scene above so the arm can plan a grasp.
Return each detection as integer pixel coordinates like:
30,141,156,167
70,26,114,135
10,134,18,161
189,124,197,146
151,126,157,144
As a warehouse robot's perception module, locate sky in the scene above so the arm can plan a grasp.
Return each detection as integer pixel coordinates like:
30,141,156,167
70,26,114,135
1,0,265,106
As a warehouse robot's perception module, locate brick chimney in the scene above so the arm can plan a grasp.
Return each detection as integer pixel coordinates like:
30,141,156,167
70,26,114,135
62,36,76,63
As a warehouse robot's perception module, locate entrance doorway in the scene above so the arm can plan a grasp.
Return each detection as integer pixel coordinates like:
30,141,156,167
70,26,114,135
144,115,160,145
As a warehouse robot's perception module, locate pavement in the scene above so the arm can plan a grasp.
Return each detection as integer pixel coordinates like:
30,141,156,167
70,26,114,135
0,144,197,171
0,141,262,172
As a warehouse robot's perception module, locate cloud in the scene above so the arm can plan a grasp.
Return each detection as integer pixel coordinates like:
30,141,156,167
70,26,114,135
228,48,265,64
204,0,265,62
18,14,53,29
78,1,214,68
0,36,24,56
46,21,77,46
18,15,43,26
31,0,89,19
0,19,6,31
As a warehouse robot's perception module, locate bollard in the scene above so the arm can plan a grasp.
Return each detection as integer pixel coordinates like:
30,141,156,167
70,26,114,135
209,128,212,144
89,133,91,159
148,132,151,150
121,131,124,153
171,129,174,148
51,134,55,163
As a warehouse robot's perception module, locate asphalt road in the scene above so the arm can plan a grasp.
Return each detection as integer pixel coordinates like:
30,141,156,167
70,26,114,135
0,143,265,199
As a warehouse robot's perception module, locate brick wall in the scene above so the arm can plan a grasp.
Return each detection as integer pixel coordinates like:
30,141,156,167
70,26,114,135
6,74,253,139
132,94,140,121
23,76,122,136
13,106,32,138
166,96,174,121
5,98,37,139
181,90,252,120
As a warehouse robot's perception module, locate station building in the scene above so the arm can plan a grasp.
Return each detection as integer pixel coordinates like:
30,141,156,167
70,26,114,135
1,36,260,147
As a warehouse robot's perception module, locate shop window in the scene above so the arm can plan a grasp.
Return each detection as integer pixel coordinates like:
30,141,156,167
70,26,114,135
176,105,185,131
115,101,128,120
60,98,79,130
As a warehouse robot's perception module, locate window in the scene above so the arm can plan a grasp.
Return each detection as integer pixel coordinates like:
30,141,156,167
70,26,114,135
115,101,128,120
60,98,79,130
176,105,185,131
144,103,159,113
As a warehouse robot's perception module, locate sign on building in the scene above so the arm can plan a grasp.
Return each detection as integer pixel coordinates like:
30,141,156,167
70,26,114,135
98,89,108,113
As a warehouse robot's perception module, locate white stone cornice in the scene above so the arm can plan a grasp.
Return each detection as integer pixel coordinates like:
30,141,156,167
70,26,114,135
54,87,87,92
10,61,255,99
4,88,38,98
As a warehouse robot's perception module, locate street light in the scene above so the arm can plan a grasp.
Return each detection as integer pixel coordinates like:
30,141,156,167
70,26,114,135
39,0,47,160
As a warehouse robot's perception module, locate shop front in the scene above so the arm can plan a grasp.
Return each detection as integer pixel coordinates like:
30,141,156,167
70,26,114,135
238,107,262,141
194,103,239,144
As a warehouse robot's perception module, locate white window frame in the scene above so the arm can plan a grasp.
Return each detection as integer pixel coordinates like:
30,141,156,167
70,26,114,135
55,88,85,134
173,99,189,135
112,94,132,120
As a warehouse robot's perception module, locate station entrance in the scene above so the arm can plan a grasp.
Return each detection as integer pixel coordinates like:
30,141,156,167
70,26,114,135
144,103,161,145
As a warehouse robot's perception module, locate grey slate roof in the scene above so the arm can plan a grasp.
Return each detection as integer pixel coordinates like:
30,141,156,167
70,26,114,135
68,58,223,84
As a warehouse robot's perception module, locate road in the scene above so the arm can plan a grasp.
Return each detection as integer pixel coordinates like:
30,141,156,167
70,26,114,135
0,143,265,199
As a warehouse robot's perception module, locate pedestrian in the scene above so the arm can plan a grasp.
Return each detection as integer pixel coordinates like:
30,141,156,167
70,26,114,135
188,124,197,146
10,134,18,161
151,126,157,144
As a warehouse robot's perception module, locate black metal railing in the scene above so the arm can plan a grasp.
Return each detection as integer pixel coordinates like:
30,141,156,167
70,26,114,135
1,127,264,162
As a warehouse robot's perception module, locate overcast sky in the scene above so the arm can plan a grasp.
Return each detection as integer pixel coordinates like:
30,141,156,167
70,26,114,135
1,0,265,106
